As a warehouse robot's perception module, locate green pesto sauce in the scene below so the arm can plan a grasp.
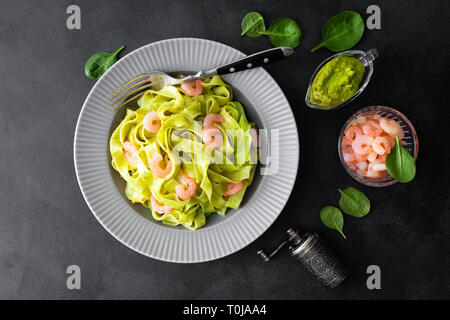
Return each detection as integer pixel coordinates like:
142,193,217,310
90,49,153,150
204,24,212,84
309,56,365,108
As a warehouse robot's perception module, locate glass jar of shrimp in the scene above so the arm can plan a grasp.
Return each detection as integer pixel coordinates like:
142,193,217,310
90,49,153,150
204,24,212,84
338,106,418,187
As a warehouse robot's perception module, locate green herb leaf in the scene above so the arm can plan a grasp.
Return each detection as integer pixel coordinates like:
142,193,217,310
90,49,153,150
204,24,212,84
85,45,125,80
241,12,266,38
385,136,416,183
338,187,370,217
320,206,347,239
259,18,302,48
311,11,364,53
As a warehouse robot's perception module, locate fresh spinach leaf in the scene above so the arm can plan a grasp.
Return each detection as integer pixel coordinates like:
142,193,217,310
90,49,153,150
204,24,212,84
259,18,302,48
241,13,302,48
241,12,266,38
311,11,364,53
320,206,347,239
338,187,370,217
386,136,416,183
85,45,125,80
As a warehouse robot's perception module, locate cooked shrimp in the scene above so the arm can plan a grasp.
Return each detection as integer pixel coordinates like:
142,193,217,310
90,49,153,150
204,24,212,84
374,154,387,164
343,152,356,163
341,146,352,156
122,141,139,165
202,126,223,148
356,161,368,171
370,163,387,171
379,117,404,138
204,113,225,127
352,135,374,154
150,195,173,214
366,168,382,178
181,79,203,96
143,111,161,133
150,152,172,178
347,161,357,170
124,151,138,165
341,136,353,148
224,181,243,197
123,141,138,154
176,173,197,200
372,136,391,155
355,152,368,162
250,127,259,148
381,133,396,149
345,126,363,140
362,120,383,137
367,152,378,163
354,116,366,124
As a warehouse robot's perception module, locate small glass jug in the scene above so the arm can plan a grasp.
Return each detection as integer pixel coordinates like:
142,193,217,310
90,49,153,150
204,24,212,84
305,48,379,110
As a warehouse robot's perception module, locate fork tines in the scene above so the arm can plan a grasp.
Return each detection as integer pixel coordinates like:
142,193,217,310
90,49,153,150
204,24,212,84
109,74,152,111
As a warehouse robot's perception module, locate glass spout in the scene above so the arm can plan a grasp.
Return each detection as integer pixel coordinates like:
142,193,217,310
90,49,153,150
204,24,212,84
360,48,379,67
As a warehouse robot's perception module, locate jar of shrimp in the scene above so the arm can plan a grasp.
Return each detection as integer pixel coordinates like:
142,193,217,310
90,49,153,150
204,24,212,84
338,106,418,187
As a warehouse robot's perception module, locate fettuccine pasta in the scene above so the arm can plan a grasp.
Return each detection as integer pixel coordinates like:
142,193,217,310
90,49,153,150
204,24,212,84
110,76,257,230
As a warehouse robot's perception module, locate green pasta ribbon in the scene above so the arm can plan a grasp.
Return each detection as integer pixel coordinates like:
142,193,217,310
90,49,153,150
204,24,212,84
110,76,257,230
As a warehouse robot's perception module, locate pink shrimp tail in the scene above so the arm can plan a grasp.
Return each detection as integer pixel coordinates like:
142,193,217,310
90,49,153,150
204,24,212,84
224,181,243,197
181,79,203,96
150,152,172,178
176,173,197,200
344,126,363,140
143,111,161,133
122,141,139,165
151,195,173,214
204,113,225,127
250,128,260,148
202,126,223,148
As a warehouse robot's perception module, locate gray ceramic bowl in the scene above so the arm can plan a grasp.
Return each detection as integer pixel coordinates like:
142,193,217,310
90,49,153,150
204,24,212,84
74,38,299,263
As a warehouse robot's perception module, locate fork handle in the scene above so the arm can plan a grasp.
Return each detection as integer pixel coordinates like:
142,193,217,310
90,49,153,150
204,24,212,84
210,47,294,76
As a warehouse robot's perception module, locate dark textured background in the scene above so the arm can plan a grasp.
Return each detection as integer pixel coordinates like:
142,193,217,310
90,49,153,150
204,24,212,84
0,0,449,299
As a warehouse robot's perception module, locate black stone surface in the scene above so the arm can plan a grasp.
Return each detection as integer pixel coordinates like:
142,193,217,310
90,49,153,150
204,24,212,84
0,0,449,299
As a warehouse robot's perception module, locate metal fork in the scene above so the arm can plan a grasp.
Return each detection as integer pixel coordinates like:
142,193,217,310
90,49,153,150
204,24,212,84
109,46,294,111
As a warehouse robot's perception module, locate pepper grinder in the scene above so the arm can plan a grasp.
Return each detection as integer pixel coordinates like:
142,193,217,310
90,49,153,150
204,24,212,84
257,228,347,288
